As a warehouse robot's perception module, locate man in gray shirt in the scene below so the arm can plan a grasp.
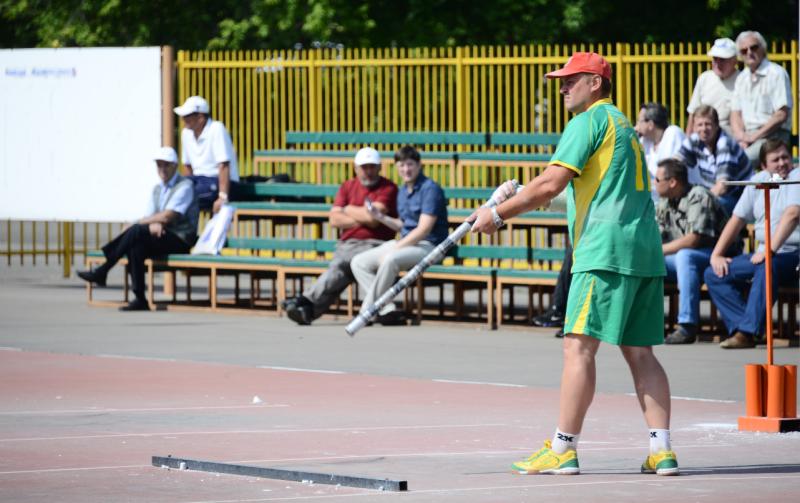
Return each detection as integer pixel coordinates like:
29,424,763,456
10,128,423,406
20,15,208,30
656,158,731,344
704,139,800,348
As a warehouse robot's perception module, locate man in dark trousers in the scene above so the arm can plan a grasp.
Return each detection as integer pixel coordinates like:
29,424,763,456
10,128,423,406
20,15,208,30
77,147,199,311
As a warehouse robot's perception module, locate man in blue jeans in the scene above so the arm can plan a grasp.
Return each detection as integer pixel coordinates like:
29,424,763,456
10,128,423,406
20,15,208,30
655,158,732,344
704,139,800,348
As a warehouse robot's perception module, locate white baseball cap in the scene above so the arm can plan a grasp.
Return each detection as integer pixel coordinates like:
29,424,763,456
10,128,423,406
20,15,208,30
354,147,381,166
154,146,178,164
174,96,210,117
708,38,737,59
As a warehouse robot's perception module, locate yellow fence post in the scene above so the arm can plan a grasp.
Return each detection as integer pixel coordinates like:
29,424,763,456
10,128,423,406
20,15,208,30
455,46,465,132
62,221,71,278
615,42,627,116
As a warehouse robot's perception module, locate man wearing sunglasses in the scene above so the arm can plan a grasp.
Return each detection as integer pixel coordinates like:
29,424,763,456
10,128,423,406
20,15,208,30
729,31,793,168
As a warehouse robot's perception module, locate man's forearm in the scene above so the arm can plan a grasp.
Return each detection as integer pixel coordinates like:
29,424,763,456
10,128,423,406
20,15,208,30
751,108,789,141
662,233,703,255
712,216,746,256
730,110,745,139
217,163,230,194
139,210,177,225
769,206,800,252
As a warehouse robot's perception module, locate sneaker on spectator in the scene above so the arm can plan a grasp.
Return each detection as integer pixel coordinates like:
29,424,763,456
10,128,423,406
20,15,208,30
719,331,756,349
554,329,564,338
641,450,679,476
531,307,565,327
511,440,579,475
665,324,697,344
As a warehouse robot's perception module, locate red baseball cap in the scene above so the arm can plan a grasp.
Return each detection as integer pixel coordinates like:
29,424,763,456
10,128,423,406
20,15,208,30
545,52,612,80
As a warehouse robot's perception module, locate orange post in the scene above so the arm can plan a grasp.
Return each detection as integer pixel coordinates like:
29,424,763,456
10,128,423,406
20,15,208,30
765,365,785,418
744,364,764,417
737,181,800,433
785,365,797,418
762,187,773,365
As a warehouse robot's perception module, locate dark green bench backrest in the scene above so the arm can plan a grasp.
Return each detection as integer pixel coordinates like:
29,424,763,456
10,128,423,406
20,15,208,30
226,237,337,253
490,132,561,146
286,131,487,146
452,245,565,262
238,183,496,202
443,187,494,200
236,183,339,199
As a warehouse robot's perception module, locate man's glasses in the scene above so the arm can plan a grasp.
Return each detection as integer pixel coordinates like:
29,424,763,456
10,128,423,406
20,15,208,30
654,176,672,183
739,44,761,55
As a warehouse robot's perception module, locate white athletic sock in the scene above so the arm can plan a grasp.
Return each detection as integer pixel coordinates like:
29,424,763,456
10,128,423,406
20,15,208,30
649,429,671,454
551,429,579,454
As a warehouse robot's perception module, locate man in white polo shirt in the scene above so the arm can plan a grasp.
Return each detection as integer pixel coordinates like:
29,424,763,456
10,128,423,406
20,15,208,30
174,96,239,213
729,31,793,168
686,38,740,136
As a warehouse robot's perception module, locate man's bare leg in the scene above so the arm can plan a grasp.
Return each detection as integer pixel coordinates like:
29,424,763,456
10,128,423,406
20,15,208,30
620,345,671,428
558,334,602,433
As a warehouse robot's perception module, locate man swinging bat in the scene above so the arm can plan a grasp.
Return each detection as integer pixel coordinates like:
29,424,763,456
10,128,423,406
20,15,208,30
471,52,678,476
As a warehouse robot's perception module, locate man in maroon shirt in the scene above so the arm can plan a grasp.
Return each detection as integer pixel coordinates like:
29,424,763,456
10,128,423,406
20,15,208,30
283,147,399,325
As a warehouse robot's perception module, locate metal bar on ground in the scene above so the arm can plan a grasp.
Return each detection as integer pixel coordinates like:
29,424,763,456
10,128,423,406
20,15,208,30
152,455,408,491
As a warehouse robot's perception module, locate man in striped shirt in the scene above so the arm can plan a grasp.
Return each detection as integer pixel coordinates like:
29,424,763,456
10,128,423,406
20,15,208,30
677,105,753,215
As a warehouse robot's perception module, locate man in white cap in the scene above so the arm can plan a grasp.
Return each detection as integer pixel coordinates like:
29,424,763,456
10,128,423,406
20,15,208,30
351,145,449,326
283,147,398,325
730,30,793,167
77,147,199,311
686,38,740,136
174,96,239,213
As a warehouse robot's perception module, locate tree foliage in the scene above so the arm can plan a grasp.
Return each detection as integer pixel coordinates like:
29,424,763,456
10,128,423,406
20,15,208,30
1,0,797,50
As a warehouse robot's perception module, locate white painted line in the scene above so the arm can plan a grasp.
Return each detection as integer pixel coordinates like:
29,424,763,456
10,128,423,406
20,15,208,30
433,379,527,388
0,422,508,443
257,366,346,375
624,393,738,404
0,464,148,476
0,404,290,416
96,354,178,362
0,346,22,351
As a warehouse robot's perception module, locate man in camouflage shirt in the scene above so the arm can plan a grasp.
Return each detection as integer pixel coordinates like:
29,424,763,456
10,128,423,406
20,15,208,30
655,158,733,344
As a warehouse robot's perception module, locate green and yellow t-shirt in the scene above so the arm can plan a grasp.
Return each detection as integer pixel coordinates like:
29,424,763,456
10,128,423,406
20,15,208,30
550,98,665,277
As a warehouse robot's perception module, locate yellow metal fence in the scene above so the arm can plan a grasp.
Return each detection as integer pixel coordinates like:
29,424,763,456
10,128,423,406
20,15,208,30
177,41,798,182
5,41,798,273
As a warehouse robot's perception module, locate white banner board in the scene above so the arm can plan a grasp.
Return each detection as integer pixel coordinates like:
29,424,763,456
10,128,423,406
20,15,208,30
0,47,162,222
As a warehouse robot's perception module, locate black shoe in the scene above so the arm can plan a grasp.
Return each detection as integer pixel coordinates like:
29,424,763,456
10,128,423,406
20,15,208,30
554,328,564,338
119,298,149,311
376,310,407,326
77,269,107,287
286,303,313,325
281,297,298,312
531,307,565,327
665,324,697,344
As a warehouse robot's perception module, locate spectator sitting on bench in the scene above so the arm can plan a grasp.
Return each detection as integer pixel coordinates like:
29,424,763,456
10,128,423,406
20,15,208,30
174,96,239,213
351,145,449,326
655,158,732,344
730,31,793,170
635,101,686,201
677,105,753,215
704,139,800,349
283,147,398,325
76,147,199,311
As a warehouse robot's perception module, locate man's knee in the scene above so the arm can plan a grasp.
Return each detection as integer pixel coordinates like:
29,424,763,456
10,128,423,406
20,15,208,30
562,334,600,362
